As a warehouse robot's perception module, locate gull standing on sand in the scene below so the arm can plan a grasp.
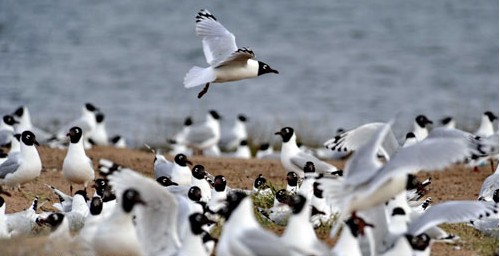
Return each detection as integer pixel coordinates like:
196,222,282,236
62,127,95,193
0,131,41,190
184,9,278,98
275,127,339,177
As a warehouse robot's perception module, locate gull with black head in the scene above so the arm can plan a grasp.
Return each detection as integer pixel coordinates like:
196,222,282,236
184,9,278,98
0,130,41,191
62,126,95,194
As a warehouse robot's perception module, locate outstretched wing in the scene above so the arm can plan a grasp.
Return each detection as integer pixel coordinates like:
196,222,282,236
408,200,498,236
196,9,238,66
108,168,182,256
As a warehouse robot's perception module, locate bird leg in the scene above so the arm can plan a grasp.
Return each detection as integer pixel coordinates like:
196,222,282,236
351,212,374,237
70,184,73,195
490,159,496,173
197,83,210,98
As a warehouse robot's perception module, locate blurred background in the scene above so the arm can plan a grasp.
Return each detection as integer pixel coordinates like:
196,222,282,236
0,0,498,146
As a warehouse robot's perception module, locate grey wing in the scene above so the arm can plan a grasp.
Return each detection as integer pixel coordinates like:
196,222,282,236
196,9,238,66
0,154,21,179
290,152,338,173
186,125,215,145
238,229,291,256
108,168,182,256
343,122,393,186
408,200,498,236
428,127,491,157
215,48,255,68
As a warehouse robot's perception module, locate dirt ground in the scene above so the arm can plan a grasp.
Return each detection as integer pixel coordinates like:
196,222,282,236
1,145,498,255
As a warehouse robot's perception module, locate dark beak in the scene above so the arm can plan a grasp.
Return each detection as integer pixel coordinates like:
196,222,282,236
34,139,40,146
186,159,193,165
270,68,279,74
274,131,282,136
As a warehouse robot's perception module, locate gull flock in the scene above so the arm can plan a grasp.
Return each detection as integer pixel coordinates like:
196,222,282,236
0,9,499,256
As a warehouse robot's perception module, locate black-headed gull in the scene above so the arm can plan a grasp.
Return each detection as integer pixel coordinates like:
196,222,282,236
53,103,100,149
412,115,433,141
0,130,41,190
322,121,485,234
176,213,215,256
281,194,330,255
62,126,95,193
88,112,109,146
11,106,52,143
190,165,212,202
258,189,291,225
108,168,185,255
221,114,248,151
383,200,498,255
184,9,278,98
439,116,456,129
6,196,38,237
93,188,146,256
276,127,339,177
154,153,192,185
183,110,222,155
216,191,291,255
475,111,497,138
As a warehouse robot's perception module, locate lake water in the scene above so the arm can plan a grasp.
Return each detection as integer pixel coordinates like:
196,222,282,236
0,0,498,146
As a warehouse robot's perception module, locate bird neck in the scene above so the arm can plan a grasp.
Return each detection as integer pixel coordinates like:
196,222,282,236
478,116,494,135
68,139,87,156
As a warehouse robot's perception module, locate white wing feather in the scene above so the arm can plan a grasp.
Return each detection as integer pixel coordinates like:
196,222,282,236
108,168,182,256
195,10,238,66
408,200,498,236
366,138,471,195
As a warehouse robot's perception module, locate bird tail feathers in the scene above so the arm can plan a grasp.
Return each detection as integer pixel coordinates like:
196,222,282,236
183,66,215,88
